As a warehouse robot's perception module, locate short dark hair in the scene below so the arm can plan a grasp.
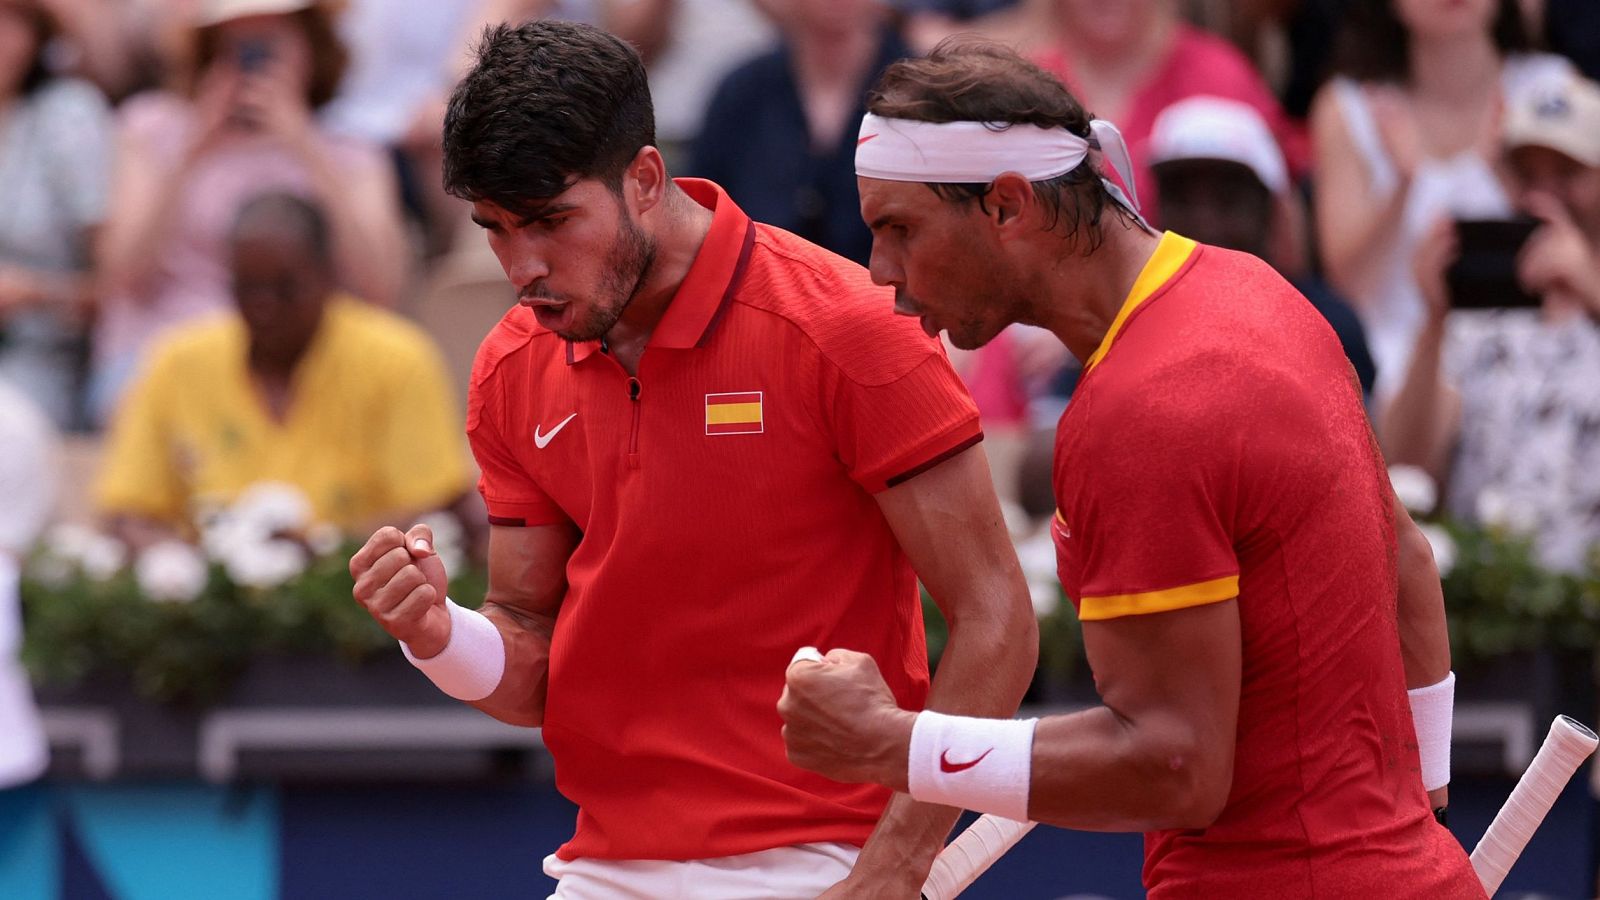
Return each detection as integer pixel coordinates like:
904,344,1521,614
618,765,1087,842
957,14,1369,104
1333,0,1529,83
231,192,334,269
866,38,1132,251
442,21,657,216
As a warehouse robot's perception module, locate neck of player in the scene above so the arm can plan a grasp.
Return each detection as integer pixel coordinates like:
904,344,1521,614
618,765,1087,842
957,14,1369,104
1026,221,1162,366
603,186,715,371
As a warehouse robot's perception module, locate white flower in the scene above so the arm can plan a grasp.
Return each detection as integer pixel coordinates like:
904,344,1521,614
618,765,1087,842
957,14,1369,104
223,539,307,589
44,523,98,564
135,541,208,603
200,516,260,564
79,533,127,581
1475,487,1539,534
1416,523,1457,577
1029,580,1060,618
1388,465,1438,516
305,522,343,558
230,482,313,535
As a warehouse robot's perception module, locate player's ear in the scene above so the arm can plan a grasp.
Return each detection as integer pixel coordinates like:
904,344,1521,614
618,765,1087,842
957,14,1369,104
987,172,1032,238
627,146,669,217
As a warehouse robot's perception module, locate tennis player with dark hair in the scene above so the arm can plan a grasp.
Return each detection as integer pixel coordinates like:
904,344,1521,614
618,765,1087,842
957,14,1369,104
779,40,1481,898
347,21,1037,899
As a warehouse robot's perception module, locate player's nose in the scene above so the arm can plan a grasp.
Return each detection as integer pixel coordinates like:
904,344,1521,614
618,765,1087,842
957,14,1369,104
498,237,551,289
868,247,904,291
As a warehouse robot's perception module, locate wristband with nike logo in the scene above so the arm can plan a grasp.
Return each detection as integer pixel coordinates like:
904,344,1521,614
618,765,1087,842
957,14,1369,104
907,710,1037,820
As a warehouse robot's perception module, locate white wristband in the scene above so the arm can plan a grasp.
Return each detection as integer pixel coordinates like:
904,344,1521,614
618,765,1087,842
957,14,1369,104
1409,671,1455,792
401,599,506,702
907,710,1037,821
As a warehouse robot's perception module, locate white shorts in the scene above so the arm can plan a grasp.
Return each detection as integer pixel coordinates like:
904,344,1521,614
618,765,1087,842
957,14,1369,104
544,841,860,899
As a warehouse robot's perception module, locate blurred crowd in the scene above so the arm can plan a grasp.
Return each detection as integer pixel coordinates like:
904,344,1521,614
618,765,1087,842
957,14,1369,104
1,0,1598,611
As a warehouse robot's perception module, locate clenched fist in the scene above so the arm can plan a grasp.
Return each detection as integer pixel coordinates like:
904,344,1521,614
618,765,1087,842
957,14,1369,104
778,649,914,792
350,524,451,658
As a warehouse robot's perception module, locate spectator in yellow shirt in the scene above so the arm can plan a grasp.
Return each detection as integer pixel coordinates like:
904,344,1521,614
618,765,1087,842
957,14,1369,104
96,192,473,550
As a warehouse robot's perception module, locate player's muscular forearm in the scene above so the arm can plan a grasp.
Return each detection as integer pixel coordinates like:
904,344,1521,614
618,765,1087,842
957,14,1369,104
462,522,577,726
1393,494,1451,689
1392,494,1453,809
782,601,1241,834
467,600,556,726
352,522,576,727
842,447,1038,890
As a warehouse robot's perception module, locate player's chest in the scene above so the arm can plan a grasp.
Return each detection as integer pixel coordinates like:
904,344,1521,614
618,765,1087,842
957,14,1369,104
508,356,834,507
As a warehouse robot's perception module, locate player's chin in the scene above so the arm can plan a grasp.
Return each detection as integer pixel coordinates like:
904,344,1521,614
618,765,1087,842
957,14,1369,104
945,322,997,351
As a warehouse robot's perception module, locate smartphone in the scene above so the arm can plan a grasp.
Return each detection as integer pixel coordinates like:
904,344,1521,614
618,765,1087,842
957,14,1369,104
1446,218,1540,309
236,37,274,73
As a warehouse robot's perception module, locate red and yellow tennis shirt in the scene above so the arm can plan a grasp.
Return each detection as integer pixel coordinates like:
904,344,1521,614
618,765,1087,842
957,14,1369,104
1052,233,1482,898
468,180,981,862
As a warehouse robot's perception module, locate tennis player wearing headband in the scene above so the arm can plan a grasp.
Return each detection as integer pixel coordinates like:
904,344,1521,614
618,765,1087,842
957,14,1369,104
780,41,1481,898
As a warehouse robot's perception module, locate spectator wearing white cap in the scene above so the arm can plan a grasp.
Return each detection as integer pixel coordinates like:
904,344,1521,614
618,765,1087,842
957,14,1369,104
1385,72,1600,573
91,0,408,425
1149,95,1377,401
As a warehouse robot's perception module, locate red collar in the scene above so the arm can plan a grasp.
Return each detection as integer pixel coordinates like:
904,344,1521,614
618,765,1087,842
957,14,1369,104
567,178,755,364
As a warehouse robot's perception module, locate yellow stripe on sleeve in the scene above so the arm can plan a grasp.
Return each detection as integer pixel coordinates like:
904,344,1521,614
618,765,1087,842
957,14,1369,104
705,402,763,425
1077,575,1239,621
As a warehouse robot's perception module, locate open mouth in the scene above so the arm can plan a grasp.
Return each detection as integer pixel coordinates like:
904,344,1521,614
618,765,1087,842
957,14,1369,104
524,299,573,330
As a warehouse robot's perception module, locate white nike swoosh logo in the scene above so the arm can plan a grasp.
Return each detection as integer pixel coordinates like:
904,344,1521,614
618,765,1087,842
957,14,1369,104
534,412,577,449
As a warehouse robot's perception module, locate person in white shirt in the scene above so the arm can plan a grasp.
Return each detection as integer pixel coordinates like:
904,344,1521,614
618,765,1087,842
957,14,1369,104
0,378,59,787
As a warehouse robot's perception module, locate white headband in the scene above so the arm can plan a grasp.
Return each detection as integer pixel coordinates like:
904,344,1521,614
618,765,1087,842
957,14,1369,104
854,113,1142,212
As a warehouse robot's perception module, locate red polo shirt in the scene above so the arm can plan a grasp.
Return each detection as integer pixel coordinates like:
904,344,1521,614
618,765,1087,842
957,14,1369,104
1052,234,1481,898
467,179,982,861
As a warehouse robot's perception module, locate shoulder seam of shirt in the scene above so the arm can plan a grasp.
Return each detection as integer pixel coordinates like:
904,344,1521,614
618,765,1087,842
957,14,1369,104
473,326,558,390
735,237,939,389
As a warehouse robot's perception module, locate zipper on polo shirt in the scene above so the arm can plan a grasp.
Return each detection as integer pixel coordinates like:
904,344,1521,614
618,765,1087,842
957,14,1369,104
627,376,642,469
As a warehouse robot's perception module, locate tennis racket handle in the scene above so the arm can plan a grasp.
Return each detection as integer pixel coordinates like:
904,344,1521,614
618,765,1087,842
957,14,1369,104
920,815,1035,900
1470,715,1598,896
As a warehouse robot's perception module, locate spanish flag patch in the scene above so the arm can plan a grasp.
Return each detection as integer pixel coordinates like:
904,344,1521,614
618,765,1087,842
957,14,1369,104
705,391,763,435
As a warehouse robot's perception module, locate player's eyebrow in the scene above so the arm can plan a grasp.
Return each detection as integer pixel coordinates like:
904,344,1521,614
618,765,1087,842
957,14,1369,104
527,203,577,222
471,203,577,230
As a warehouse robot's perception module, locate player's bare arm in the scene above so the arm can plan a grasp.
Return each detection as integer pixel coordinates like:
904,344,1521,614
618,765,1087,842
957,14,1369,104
826,444,1036,895
1392,491,1455,810
1393,493,1451,688
783,598,1241,832
350,521,578,726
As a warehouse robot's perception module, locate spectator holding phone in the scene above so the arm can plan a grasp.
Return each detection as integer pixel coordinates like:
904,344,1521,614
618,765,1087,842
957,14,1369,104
92,0,407,426
1309,0,1571,409
1382,71,1600,573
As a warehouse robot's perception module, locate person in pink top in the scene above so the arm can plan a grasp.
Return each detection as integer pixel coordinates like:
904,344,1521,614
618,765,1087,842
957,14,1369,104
1032,0,1305,218
92,0,407,425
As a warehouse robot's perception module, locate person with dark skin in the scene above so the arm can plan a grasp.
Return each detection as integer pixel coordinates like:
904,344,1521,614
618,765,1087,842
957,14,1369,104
97,193,473,551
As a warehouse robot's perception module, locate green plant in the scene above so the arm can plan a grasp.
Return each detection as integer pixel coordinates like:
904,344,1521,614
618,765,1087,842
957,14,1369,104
1439,520,1600,662
21,542,489,706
